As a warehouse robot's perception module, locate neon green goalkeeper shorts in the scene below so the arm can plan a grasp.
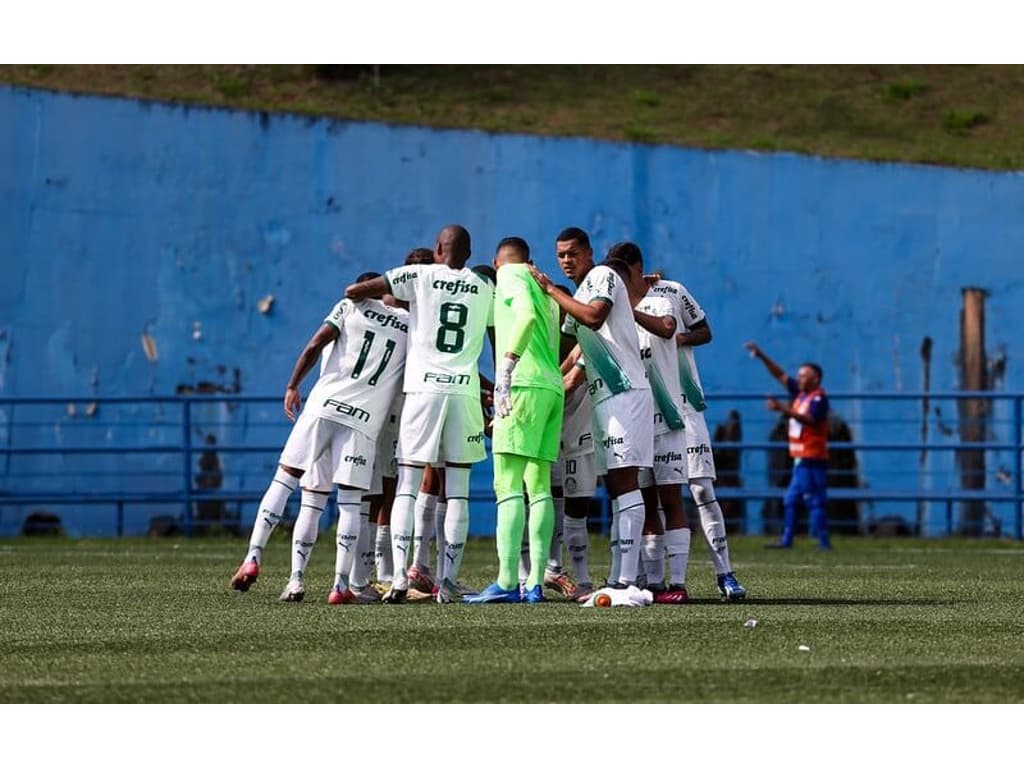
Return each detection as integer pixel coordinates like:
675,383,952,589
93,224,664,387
492,386,564,463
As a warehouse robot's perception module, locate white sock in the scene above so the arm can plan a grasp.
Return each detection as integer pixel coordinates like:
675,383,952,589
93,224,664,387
615,490,645,586
246,468,299,564
375,524,393,583
564,515,591,585
547,496,565,571
434,501,448,582
665,527,692,586
332,489,363,591
390,465,425,590
412,492,437,569
642,533,665,586
442,467,471,584
290,490,327,581
692,479,733,575
348,500,373,589
608,498,621,585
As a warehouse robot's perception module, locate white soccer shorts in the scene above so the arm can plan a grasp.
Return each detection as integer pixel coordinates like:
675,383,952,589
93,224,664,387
638,429,688,488
294,418,377,492
592,388,655,475
396,392,486,465
561,451,598,499
682,408,716,480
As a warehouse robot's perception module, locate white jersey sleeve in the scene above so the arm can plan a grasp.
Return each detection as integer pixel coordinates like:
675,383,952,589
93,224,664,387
636,295,685,435
564,265,648,406
386,263,494,395
648,278,707,412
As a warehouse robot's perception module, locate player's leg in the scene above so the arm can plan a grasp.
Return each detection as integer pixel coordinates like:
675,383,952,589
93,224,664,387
523,457,555,601
465,451,527,602
347,494,381,602
435,393,487,603
685,411,745,598
386,393,445,602
231,463,302,591
329,484,365,604
770,468,802,549
639,469,665,591
278,486,329,602
410,464,438,592
374,479,395,584
433,470,447,584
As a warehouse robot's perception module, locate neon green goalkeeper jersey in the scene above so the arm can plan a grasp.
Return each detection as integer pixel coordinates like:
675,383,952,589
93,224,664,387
494,263,563,394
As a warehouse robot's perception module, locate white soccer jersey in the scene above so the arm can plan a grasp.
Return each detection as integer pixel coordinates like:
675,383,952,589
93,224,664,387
635,295,685,437
561,264,648,407
646,278,707,412
312,298,409,440
384,263,494,396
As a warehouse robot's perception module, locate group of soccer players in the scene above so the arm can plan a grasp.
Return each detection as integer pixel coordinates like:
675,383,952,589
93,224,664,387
229,224,746,605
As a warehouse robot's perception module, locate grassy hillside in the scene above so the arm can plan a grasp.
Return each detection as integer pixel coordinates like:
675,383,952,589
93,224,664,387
3,64,1024,170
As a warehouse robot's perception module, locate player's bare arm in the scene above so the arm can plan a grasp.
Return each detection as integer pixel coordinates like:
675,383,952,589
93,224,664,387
344,275,389,301
283,323,340,421
563,362,587,394
634,309,676,339
677,318,712,347
560,343,583,375
528,264,610,330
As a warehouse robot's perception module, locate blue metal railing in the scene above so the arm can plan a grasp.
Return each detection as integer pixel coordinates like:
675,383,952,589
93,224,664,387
0,393,1021,539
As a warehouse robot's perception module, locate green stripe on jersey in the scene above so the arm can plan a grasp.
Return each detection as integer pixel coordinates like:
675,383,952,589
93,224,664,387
678,351,707,412
648,363,685,430
577,327,632,399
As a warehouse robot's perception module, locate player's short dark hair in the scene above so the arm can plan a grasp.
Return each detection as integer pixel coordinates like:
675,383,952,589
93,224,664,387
802,362,824,382
496,236,530,262
606,241,643,266
601,257,633,283
556,227,591,249
472,264,497,285
355,271,381,283
554,283,572,296
405,247,434,265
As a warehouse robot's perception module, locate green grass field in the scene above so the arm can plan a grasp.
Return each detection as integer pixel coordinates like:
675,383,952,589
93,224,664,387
1,535,1022,703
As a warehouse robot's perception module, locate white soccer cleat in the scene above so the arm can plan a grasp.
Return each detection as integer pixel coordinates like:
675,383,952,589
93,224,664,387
278,578,306,602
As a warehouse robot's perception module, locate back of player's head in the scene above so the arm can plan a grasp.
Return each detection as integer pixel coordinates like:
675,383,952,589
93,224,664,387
472,263,497,285
556,227,591,249
439,224,472,262
355,271,381,283
405,247,435,265
496,236,530,263
802,362,824,382
601,257,633,283
606,241,643,267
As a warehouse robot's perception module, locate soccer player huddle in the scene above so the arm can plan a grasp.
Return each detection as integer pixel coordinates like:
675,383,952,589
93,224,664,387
230,225,746,606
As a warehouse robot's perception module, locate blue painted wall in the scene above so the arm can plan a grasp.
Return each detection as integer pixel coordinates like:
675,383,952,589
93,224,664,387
2,86,1023,536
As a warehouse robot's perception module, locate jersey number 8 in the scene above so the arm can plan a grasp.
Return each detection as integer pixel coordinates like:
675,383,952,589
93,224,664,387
435,302,468,354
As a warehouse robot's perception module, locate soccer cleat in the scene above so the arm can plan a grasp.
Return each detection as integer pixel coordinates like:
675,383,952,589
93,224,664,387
350,584,383,604
381,586,408,604
278,578,305,602
436,578,476,604
717,572,747,601
543,568,577,598
569,583,596,603
407,564,436,593
654,584,689,604
327,587,357,605
523,585,546,604
463,582,521,604
230,559,260,591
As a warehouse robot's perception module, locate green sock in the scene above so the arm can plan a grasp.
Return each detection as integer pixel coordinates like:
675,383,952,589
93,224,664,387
527,494,555,590
496,493,525,590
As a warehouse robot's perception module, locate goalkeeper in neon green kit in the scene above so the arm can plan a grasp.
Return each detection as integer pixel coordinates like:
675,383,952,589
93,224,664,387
466,237,564,603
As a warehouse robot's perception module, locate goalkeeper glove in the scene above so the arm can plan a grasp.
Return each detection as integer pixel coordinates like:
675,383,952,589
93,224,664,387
494,355,518,418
